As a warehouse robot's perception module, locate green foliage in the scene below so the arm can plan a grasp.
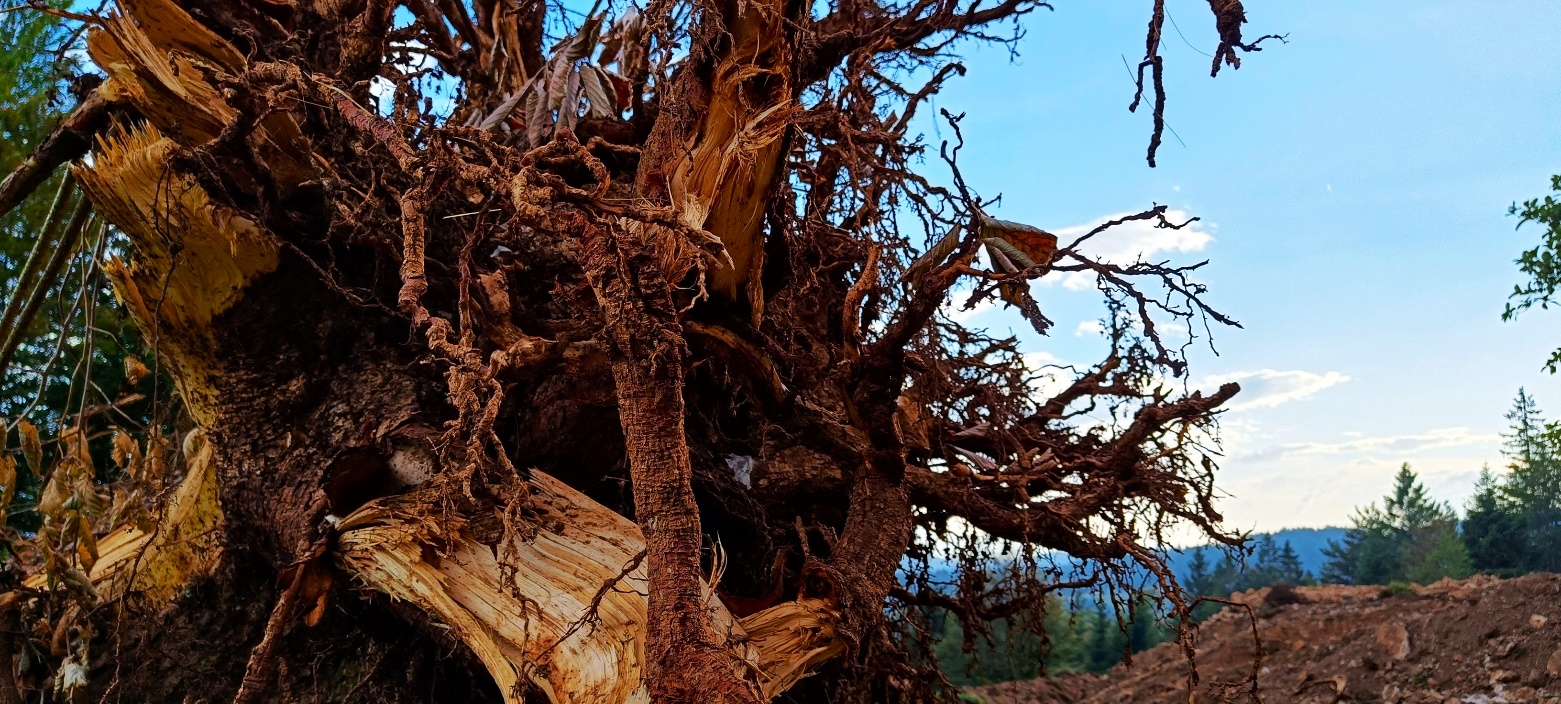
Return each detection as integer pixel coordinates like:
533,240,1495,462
1315,390,1561,586
1506,174,1561,372
1456,390,1561,574
0,1,77,239
935,532,1324,687
1462,466,1527,575
1321,463,1471,585
934,594,1172,686
0,8,157,532
1183,534,1313,621
1379,581,1416,597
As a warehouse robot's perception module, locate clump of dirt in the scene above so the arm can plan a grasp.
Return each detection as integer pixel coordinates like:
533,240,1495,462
969,574,1561,704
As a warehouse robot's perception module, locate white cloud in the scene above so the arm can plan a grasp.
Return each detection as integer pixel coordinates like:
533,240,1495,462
941,295,996,324
1199,369,1350,412
1239,426,1499,462
1213,438,1501,531
1074,320,1104,337
1047,208,1214,291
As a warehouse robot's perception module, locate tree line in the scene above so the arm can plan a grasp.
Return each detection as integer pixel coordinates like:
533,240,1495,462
934,595,1171,686
936,531,1319,684
1321,389,1561,585
935,152,1561,694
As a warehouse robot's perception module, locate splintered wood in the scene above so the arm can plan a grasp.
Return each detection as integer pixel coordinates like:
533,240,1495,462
664,0,794,319
24,430,222,603
334,470,840,704
74,123,279,426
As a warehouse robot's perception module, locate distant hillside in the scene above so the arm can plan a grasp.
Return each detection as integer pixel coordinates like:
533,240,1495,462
921,527,1348,590
1167,527,1347,582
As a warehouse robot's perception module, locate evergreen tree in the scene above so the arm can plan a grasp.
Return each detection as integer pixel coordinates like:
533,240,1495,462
1404,528,1473,584
1184,547,1214,596
1086,604,1119,672
1181,536,1314,622
1276,542,1309,585
1126,598,1161,654
1323,464,1469,585
933,595,1169,684
1453,390,1561,575
1503,389,1550,469
1500,393,1561,571
1462,465,1526,574
1322,503,1400,585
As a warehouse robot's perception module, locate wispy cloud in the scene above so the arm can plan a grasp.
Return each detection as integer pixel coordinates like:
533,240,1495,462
1048,208,1214,291
1214,433,1501,531
1236,427,1500,463
1201,369,1350,412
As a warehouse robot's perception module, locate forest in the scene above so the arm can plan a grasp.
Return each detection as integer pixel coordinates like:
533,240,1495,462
938,377,1561,686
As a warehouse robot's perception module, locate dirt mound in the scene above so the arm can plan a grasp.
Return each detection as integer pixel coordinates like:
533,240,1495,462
964,673,1107,704
969,574,1561,703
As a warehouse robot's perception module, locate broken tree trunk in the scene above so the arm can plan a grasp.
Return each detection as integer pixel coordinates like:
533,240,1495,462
336,470,840,704
0,0,1268,697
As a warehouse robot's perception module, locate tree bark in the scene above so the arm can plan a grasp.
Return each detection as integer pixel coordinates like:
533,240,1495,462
0,0,1267,699
583,216,762,703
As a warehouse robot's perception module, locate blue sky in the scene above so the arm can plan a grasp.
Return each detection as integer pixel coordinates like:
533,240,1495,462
921,0,1561,532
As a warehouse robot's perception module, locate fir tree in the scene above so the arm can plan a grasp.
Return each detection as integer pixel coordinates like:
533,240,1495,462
1086,604,1122,673
1462,465,1527,574
1501,392,1561,571
1323,464,1469,585
1276,542,1309,585
1184,547,1214,596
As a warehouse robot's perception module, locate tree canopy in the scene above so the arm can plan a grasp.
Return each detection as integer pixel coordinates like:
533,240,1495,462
1507,175,1561,372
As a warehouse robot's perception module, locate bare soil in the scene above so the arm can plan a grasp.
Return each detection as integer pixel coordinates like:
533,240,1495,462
969,574,1561,704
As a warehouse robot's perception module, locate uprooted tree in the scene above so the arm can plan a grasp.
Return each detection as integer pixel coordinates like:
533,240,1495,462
0,0,1281,701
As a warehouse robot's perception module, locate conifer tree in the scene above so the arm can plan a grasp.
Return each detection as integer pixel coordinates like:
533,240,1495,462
1323,464,1469,585
1462,465,1527,574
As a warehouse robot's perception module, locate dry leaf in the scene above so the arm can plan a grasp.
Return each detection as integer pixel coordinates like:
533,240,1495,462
123,356,151,386
73,476,107,518
999,280,1027,308
37,474,68,522
978,213,1057,268
60,427,92,469
77,523,99,573
18,420,41,475
144,435,168,482
984,236,1036,269
983,239,1021,273
111,430,136,469
299,565,334,627
582,65,619,117
0,454,15,516
904,228,961,283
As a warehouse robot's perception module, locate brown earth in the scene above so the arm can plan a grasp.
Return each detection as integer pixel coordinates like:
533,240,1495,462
969,574,1561,704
